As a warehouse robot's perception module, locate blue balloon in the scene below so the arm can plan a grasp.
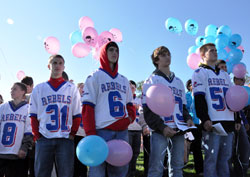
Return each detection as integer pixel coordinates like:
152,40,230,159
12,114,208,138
185,19,198,36
165,17,182,34
217,25,232,37
243,86,250,106
228,48,243,64
228,34,242,48
203,35,216,44
217,48,228,60
195,36,205,46
215,34,229,49
226,62,234,74
205,24,218,37
76,135,109,167
188,45,198,54
69,30,83,45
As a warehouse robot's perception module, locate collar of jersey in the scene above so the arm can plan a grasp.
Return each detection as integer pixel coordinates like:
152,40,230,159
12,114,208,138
9,101,27,112
99,68,118,79
153,69,175,83
47,81,67,92
199,63,220,75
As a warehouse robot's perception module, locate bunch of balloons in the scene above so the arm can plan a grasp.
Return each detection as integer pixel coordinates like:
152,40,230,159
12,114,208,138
69,16,123,59
76,135,132,167
187,24,246,75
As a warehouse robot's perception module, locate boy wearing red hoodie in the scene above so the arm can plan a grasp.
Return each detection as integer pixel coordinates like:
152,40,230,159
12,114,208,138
82,42,136,177
29,55,82,177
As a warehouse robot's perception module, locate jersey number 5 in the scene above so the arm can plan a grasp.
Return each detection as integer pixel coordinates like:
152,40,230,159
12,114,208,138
209,87,228,111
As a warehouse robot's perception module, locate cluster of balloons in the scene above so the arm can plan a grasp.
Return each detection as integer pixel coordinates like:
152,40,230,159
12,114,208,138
69,16,123,59
145,84,175,117
165,17,198,36
226,85,250,111
76,135,132,167
187,24,246,76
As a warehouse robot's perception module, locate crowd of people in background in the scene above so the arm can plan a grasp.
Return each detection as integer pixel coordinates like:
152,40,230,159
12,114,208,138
0,41,250,177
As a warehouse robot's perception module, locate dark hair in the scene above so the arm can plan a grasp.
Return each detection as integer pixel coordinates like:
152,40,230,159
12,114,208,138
215,60,226,70
21,76,33,86
48,54,65,64
233,76,245,82
186,79,192,91
0,94,3,103
14,82,27,95
129,80,137,87
62,71,69,81
151,46,171,68
199,43,216,56
106,42,119,51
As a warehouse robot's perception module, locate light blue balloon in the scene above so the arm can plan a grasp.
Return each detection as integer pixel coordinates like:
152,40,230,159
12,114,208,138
165,17,182,34
69,30,83,45
217,48,228,60
185,19,198,36
205,24,218,37
203,35,216,44
226,62,234,74
228,34,242,48
188,46,198,54
76,135,109,167
228,48,243,64
217,25,232,37
215,34,229,49
243,86,250,106
195,36,205,46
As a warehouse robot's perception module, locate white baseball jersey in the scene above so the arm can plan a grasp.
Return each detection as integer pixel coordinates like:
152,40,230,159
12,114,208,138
192,67,234,121
82,69,133,129
29,81,82,139
142,73,187,128
0,102,31,155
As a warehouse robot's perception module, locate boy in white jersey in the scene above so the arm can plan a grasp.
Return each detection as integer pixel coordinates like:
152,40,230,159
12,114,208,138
29,55,82,177
192,43,241,177
142,46,194,177
82,41,136,177
0,82,32,177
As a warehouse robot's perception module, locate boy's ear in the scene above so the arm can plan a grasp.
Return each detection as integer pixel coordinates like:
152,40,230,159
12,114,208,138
48,64,51,70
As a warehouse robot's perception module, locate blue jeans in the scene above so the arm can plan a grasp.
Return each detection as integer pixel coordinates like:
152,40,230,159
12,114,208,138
148,132,184,177
89,129,129,177
35,136,74,177
127,130,141,177
203,131,233,177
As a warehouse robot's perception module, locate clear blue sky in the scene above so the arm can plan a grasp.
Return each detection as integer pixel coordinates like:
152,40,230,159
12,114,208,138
0,0,250,101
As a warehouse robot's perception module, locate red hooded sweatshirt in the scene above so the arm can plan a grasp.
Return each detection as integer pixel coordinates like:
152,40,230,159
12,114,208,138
82,42,136,136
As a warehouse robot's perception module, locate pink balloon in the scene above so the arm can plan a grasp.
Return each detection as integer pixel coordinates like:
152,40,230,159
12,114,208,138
225,86,248,111
106,140,132,167
17,70,25,80
233,63,247,78
237,45,245,54
82,27,98,47
98,31,114,48
109,28,123,42
44,36,60,55
187,53,202,70
92,47,100,60
146,84,175,117
195,47,200,56
78,16,94,31
224,46,231,53
72,43,91,58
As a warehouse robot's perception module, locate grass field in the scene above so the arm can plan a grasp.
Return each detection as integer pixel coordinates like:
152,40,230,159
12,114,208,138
135,152,250,177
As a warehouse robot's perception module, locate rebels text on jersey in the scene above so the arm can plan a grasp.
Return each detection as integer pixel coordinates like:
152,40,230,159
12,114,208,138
29,81,82,139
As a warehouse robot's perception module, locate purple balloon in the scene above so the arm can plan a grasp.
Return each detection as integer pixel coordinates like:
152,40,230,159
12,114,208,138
225,86,248,111
146,84,175,117
233,63,246,78
106,140,132,167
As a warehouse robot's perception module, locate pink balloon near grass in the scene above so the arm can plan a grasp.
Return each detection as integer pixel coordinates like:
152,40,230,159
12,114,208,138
225,85,248,111
233,63,246,78
72,43,91,58
187,53,201,70
146,84,175,117
106,140,132,167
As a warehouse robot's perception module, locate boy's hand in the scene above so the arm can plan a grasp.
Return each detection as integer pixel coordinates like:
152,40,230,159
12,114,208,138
235,123,241,131
18,150,26,159
187,119,194,127
163,126,177,137
203,120,213,132
142,127,150,136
